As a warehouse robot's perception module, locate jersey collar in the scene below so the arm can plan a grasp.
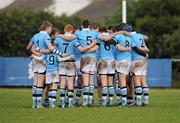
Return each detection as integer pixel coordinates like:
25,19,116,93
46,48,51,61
82,28,90,31
40,31,48,34
131,31,136,34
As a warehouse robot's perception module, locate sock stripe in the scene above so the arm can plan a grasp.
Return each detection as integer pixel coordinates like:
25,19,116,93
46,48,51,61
83,92,88,95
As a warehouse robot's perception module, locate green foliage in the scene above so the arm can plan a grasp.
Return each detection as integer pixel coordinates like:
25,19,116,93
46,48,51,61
0,9,81,57
105,0,180,58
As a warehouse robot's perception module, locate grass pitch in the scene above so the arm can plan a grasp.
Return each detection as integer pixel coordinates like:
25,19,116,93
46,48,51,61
0,88,180,123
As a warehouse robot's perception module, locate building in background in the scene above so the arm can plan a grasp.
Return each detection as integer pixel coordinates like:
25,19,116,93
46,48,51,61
0,0,119,22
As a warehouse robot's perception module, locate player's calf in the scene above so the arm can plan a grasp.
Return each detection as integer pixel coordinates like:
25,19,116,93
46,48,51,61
142,87,149,106
135,86,143,106
32,85,37,108
88,85,94,106
101,86,108,106
68,89,74,108
108,86,114,106
49,89,57,108
60,88,66,108
36,87,43,108
121,86,127,106
75,87,82,106
82,86,89,106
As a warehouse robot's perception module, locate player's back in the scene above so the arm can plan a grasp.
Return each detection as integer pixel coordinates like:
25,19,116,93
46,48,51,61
76,29,99,58
98,33,114,60
130,33,146,61
114,34,132,61
54,36,76,56
31,33,39,46
36,31,51,50
43,53,59,73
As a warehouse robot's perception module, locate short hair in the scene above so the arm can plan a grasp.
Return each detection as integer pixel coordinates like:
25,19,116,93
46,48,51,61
98,27,107,33
64,24,74,32
81,19,90,28
107,25,114,31
90,23,99,30
50,27,60,36
123,24,133,32
113,23,126,32
39,21,53,31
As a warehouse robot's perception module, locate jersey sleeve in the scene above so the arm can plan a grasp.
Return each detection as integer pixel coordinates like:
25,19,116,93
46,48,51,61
41,54,46,60
54,37,60,47
131,39,136,47
45,35,51,46
31,35,35,45
95,31,100,39
75,40,80,48
114,35,120,44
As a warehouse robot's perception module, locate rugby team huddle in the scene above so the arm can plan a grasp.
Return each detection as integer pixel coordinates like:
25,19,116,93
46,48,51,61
26,19,150,108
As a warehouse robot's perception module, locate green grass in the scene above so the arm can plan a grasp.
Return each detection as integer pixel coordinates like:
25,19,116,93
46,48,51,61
0,88,180,123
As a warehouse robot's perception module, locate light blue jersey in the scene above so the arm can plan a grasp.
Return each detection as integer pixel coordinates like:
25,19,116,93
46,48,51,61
74,46,81,61
54,36,77,58
130,32,147,61
114,34,135,61
75,28,100,58
31,34,39,46
31,31,51,50
97,34,115,60
42,53,60,73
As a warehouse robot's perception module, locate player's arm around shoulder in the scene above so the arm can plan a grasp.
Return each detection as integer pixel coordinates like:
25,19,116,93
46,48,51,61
86,41,99,53
26,40,33,55
58,34,77,41
31,45,42,57
57,54,75,62
30,54,44,61
76,40,97,53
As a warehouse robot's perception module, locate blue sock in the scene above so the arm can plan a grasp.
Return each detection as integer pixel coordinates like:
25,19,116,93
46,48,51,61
48,90,52,107
88,86,94,105
102,86,108,106
50,89,57,108
60,88,65,107
143,87,149,105
32,86,37,108
116,86,122,105
76,87,82,104
121,87,127,106
65,91,69,106
36,87,43,108
135,86,142,106
108,86,114,105
82,86,89,106
68,90,74,107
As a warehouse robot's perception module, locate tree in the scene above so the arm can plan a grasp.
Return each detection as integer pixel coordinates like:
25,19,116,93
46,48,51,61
0,9,81,57
105,0,180,58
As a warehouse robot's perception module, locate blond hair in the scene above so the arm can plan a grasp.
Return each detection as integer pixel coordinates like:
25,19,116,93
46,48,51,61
39,21,53,31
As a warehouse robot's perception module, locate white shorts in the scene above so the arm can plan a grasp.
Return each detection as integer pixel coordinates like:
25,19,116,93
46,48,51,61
36,60,46,74
46,71,59,84
132,60,147,76
98,60,115,75
59,61,76,76
32,58,38,73
115,60,131,75
75,60,81,75
80,57,97,74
